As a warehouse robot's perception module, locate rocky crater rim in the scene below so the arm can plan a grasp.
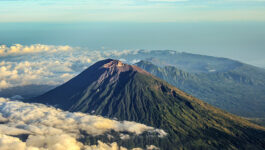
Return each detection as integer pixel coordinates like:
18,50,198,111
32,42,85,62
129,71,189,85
101,59,150,75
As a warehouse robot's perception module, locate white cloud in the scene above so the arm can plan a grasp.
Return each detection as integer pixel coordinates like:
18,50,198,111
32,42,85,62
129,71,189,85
0,80,11,89
0,44,138,90
26,134,82,150
0,97,165,150
0,125,30,136
84,141,127,150
0,44,72,57
131,59,141,64
0,60,75,90
60,73,75,82
0,44,169,91
0,134,26,150
146,145,160,150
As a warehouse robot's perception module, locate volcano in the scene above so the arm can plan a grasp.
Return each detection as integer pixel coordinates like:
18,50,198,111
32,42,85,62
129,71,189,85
31,59,265,149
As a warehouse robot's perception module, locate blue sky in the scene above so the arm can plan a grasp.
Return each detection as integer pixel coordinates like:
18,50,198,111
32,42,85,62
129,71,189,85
1,0,265,22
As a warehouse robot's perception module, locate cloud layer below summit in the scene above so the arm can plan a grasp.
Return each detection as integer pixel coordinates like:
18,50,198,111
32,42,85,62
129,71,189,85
0,97,165,150
0,44,139,89
0,43,265,90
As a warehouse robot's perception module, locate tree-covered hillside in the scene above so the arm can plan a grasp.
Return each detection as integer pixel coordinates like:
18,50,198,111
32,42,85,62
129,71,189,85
136,61,265,118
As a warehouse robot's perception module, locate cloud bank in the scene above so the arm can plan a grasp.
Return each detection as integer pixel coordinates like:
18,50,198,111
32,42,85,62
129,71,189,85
0,97,166,150
0,44,72,56
0,44,145,90
0,44,182,91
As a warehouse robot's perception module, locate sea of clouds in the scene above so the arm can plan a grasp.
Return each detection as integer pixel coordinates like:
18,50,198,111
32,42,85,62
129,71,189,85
0,44,167,149
0,97,165,150
0,44,150,90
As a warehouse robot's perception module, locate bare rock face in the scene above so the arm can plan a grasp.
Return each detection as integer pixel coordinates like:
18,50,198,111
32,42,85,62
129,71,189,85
102,59,150,74
96,59,150,84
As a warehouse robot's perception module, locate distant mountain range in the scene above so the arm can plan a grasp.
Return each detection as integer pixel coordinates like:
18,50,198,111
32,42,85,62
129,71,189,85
110,50,243,73
27,59,265,150
135,60,265,118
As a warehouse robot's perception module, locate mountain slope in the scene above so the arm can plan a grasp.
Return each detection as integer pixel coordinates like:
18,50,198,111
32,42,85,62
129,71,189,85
135,61,265,118
30,59,265,149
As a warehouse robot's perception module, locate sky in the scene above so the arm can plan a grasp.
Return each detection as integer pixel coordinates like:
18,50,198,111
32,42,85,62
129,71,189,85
1,0,265,22
0,0,265,67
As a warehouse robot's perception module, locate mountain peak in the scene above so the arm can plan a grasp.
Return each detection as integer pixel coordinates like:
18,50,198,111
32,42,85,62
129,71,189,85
102,59,124,68
95,59,150,75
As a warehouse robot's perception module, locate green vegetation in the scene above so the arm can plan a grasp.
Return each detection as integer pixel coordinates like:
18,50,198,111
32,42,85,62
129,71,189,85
136,61,265,118
29,59,265,150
